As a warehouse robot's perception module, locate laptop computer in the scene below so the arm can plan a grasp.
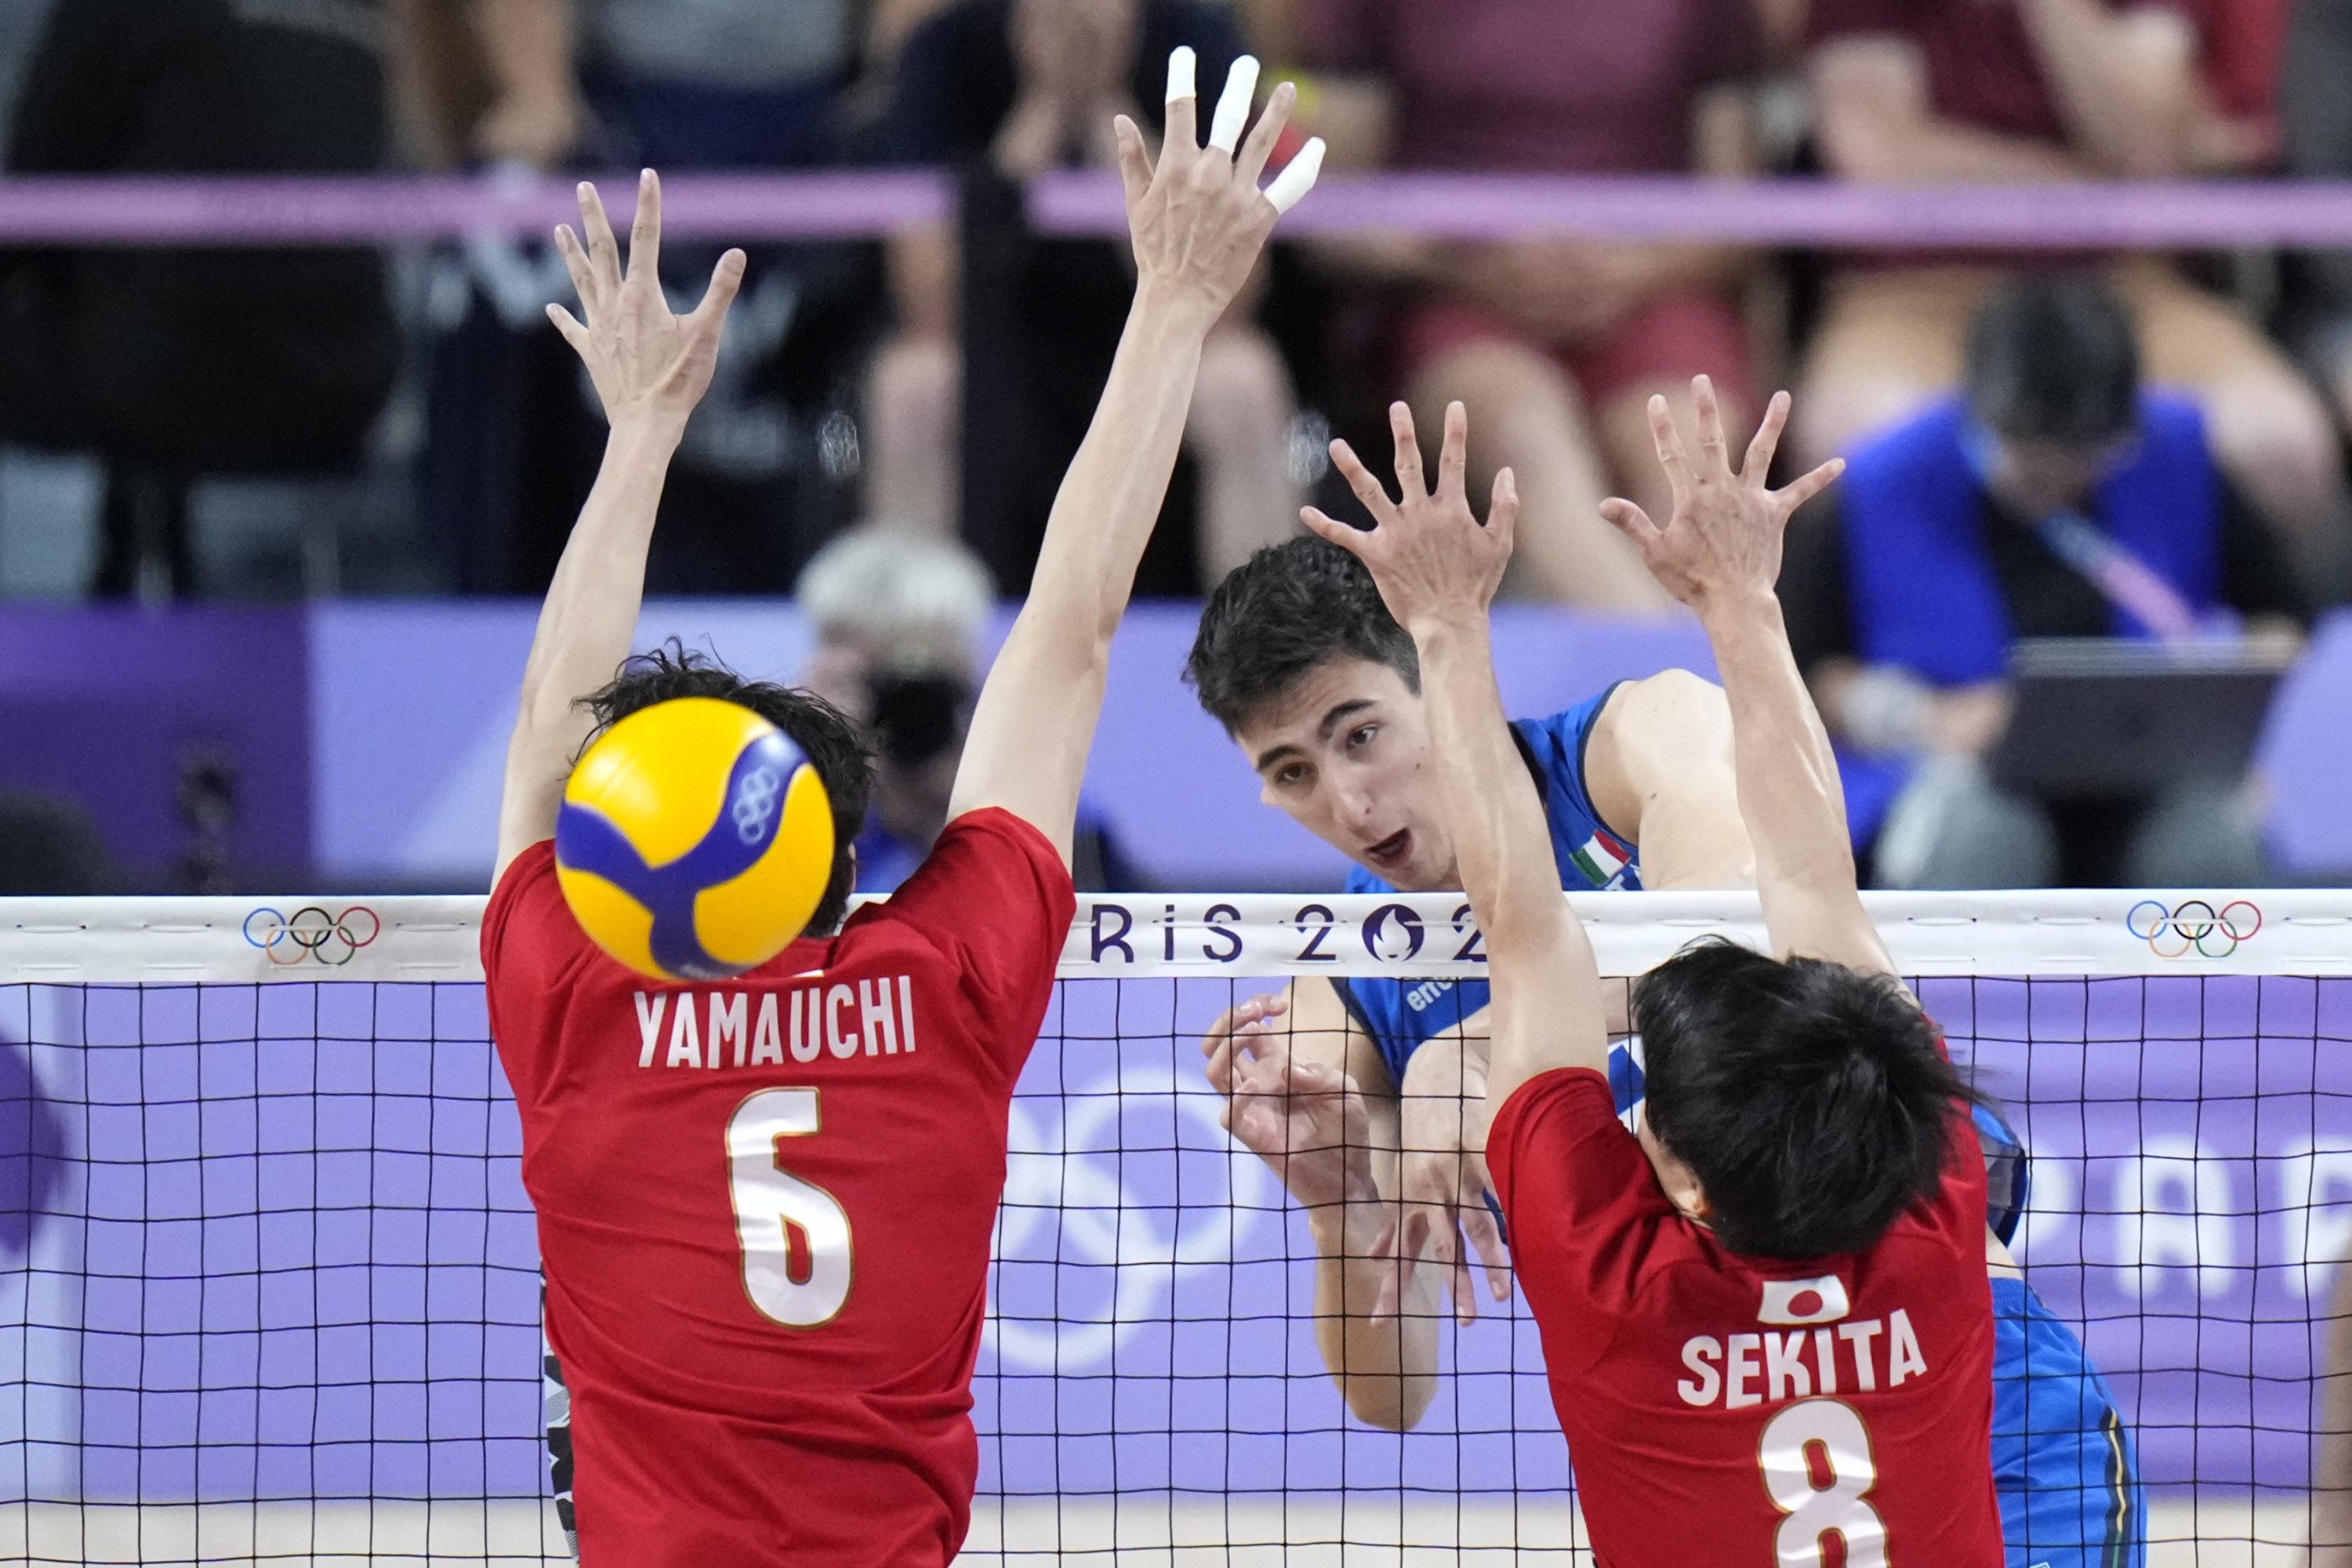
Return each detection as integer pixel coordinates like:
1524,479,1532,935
1986,637,2293,797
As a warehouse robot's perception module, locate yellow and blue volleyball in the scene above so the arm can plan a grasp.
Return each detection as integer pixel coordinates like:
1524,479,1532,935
554,697,834,982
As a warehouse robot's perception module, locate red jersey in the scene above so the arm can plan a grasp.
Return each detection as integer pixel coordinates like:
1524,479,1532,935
482,809,1075,1567
1487,1069,2002,1568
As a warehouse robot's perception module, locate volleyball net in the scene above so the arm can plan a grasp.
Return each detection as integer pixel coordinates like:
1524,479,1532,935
1,890,2349,1566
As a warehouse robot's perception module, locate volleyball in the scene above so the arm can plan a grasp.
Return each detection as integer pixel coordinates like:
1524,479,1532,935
554,697,834,982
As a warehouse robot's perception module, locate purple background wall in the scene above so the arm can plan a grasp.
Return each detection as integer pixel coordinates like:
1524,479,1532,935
3,602,2349,891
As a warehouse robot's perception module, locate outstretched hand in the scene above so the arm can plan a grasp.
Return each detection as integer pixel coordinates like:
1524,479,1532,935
547,170,746,435
1300,401,1519,633
1112,50,1325,324
1598,377,1844,619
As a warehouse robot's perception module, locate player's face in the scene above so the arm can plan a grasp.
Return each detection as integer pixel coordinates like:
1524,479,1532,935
1232,657,1457,889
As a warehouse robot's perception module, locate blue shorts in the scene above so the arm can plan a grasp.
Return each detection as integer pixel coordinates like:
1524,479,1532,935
1992,1276,2143,1568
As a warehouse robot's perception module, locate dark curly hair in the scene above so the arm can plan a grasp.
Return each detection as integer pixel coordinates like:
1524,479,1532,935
577,642,873,935
1635,941,1976,1260
1185,536,1421,735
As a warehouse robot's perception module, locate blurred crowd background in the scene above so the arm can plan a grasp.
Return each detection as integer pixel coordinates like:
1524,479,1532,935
3,0,2352,895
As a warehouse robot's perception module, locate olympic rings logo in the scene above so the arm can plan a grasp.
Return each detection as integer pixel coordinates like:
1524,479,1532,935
985,1062,1276,1372
242,906,382,967
2126,899,2262,959
731,765,781,846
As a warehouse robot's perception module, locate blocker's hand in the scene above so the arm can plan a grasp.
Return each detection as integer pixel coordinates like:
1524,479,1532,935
1206,993,1378,1214
1301,400,1519,634
1114,49,1324,325
1598,377,1845,619
548,169,746,436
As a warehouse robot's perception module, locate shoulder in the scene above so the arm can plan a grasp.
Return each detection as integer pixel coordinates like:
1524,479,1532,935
873,807,1076,955
482,840,583,978
1585,670,1729,774
1489,1066,1625,1189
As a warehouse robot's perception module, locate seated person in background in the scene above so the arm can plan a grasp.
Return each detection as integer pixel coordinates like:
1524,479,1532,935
1780,274,2310,890
797,524,1142,891
1294,0,1765,609
869,0,1304,593
1798,0,2344,557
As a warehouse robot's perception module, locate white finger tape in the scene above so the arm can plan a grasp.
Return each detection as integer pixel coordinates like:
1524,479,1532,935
1262,136,1325,216
1164,46,1196,105
1207,54,1260,153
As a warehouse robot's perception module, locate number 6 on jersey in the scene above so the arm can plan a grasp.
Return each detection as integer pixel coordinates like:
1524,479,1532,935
728,1087,852,1327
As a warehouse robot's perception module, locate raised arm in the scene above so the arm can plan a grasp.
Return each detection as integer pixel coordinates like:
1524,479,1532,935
948,53,1323,864
1599,379,1889,975
1302,403,1610,1116
493,172,744,884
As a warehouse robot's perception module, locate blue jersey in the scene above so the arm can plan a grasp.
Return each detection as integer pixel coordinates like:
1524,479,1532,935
1333,689,1638,1091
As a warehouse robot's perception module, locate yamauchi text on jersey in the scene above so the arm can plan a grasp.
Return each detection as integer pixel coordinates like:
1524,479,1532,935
631,977,924,1070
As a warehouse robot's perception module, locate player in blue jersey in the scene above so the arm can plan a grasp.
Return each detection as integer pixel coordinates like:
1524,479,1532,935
1185,394,2144,1566
1185,529,1753,1428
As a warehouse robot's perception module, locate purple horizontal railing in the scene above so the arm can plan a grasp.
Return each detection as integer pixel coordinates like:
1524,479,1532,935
3,169,2352,245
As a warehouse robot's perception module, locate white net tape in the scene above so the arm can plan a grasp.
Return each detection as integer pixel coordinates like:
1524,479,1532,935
1,891,2348,1565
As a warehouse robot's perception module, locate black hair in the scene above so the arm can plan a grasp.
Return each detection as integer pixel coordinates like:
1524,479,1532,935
578,642,873,935
1633,941,1973,1260
1965,273,2141,444
1185,536,1421,734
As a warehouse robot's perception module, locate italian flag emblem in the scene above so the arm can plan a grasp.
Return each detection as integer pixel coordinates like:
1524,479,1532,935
1569,829,1634,890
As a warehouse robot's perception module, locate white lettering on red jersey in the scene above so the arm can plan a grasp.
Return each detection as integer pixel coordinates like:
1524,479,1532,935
1487,1069,2003,1568
484,810,1073,1567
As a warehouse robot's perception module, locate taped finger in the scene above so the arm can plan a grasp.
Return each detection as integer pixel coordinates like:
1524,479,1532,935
1261,136,1324,216
1208,54,1260,154
1164,45,1196,104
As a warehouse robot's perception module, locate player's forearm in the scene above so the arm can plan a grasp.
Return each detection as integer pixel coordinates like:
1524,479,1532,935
1308,1202,1439,1432
2017,0,2193,176
1698,591,1892,965
949,285,1212,847
1410,615,1576,964
515,419,678,728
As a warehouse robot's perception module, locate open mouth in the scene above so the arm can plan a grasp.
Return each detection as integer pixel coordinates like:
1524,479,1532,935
1363,829,1411,869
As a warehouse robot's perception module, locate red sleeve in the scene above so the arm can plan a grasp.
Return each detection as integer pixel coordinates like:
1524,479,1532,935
1486,1068,1676,1374
481,840,597,1102
1305,0,1393,74
1806,0,1912,49
855,807,1076,1079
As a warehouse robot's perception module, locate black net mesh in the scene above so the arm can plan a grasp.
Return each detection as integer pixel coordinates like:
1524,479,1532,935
2,971,2348,1563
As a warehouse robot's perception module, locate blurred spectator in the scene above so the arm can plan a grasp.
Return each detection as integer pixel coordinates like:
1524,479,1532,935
411,0,877,597
1780,275,2308,887
1799,0,2343,560
0,0,397,598
1293,0,1763,610
2285,0,2352,463
795,522,1139,890
868,0,1302,596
